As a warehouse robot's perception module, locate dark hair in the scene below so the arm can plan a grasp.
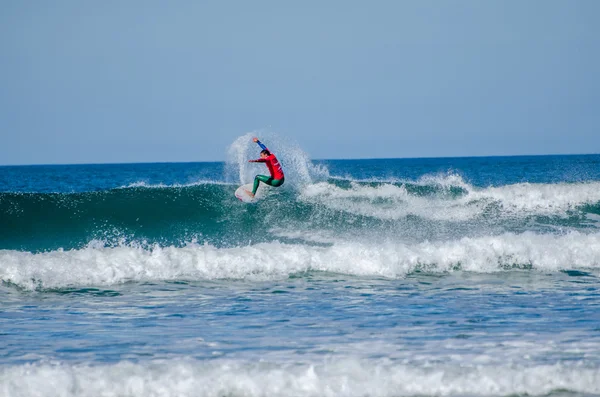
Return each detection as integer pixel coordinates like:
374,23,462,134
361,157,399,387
260,149,271,156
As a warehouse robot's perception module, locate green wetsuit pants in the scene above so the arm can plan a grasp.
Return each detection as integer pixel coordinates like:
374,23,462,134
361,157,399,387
253,175,284,195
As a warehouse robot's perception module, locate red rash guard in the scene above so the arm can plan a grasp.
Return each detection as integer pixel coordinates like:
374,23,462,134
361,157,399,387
255,154,284,180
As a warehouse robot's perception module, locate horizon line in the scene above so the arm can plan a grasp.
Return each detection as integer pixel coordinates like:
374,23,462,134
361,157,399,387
0,152,598,167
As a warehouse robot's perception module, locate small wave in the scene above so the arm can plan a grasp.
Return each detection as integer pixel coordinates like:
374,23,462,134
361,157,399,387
300,178,600,221
300,181,474,221
325,171,469,189
471,181,600,214
0,184,242,252
2,358,598,397
2,232,600,290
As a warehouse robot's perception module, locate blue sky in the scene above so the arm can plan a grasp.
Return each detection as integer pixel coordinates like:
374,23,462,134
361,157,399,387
1,1,599,165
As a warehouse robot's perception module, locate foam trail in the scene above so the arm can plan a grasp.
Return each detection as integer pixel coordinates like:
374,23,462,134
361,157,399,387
121,180,232,189
2,358,599,397
2,232,600,289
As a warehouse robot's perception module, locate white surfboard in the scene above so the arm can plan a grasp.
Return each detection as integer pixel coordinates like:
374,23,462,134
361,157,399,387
235,183,264,203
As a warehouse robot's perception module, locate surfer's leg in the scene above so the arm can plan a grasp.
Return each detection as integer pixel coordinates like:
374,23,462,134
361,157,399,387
252,175,272,195
270,178,284,187
252,176,285,195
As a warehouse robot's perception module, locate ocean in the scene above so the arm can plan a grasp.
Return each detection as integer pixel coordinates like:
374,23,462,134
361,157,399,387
1,136,600,397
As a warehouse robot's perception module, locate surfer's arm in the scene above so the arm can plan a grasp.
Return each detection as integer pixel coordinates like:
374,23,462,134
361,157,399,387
253,138,268,151
248,158,267,163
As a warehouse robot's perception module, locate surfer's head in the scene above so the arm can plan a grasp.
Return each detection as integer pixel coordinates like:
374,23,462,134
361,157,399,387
260,149,271,157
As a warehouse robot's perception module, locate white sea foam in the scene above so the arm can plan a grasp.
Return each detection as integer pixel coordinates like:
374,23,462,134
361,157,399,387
416,172,472,189
584,213,600,228
300,181,477,221
2,232,600,289
1,358,599,397
325,171,469,188
120,180,232,189
300,176,600,221
470,181,600,214
268,228,338,244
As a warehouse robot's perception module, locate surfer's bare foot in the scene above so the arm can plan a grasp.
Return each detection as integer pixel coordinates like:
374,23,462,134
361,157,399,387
245,190,255,198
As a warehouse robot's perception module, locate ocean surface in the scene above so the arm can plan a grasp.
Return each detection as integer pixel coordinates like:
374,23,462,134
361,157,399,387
1,136,600,397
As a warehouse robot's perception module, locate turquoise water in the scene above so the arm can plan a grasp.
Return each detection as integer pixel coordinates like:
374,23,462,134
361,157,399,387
1,140,600,396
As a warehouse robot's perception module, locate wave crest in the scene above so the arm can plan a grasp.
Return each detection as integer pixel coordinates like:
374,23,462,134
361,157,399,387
2,232,600,289
3,358,599,397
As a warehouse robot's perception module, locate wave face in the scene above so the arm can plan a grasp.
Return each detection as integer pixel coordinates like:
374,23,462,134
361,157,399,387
1,175,600,252
0,184,238,251
2,232,600,290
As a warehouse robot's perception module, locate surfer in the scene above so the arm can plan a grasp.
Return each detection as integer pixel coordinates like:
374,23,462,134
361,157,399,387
247,137,285,197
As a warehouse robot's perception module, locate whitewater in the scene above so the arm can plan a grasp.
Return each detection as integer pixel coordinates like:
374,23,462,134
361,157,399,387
1,137,600,397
